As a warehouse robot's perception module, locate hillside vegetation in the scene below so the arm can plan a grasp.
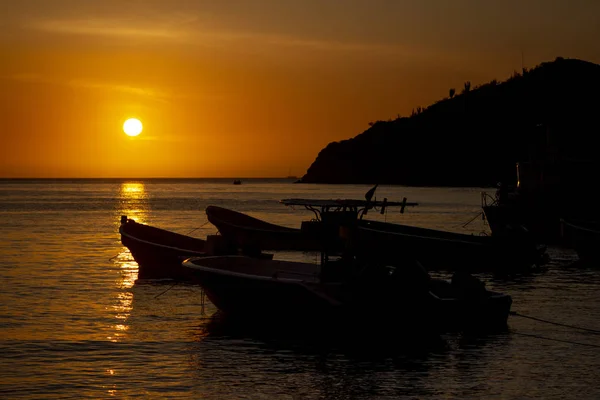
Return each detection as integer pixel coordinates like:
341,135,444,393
299,57,600,186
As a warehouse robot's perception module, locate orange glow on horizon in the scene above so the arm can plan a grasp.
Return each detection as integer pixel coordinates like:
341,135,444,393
1,1,599,177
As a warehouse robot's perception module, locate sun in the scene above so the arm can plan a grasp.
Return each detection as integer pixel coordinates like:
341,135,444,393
123,118,143,137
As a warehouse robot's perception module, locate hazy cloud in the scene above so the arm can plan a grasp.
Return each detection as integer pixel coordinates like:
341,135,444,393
26,17,189,40
22,15,432,60
5,73,170,102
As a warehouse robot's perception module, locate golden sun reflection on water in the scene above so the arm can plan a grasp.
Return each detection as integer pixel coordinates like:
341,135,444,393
115,181,149,285
107,292,133,343
115,250,138,289
118,181,149,225
122,181,144,194
107,181,151,344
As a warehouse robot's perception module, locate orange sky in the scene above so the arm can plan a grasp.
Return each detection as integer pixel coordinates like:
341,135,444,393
1,0,599,178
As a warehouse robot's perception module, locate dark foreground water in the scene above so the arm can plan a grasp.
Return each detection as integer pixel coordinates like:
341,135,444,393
0,179,598,399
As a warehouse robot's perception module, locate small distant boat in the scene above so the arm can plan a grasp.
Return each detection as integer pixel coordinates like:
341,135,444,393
182,255,512,332
560,219,600,264
233,179,242,185
286,167,297,180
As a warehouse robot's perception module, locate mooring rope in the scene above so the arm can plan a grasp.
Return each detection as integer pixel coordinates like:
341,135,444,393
200,288,206,316
510,311,600,335
154,283,177,298
185,220,212,235
461,211,484,228
512,331,600,348
154,284,207,316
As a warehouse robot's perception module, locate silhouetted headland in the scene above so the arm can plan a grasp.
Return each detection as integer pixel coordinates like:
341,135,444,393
298,57,600,186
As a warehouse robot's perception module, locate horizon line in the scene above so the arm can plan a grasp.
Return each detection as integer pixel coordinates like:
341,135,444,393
0,177,300,180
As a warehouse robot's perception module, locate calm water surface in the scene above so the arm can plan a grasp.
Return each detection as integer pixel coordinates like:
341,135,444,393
0,179,598,399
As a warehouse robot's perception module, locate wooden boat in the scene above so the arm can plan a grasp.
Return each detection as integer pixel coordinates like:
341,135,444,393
206,197,418,252
205,205,323,251
207,197,544,273
560,219,600,264
190,199,512,332
119,215,272,280
119,216,210,280
181,255,512,333
481,124,600,245
354,219,548,273
481,183,563,246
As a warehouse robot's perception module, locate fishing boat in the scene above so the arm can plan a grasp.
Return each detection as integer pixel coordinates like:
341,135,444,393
181,255,512,333
119,216,272,280
560,219,600,265
186,199,512,332
287,195,547,274
119,216,209,280
208,194,544,273
355,219,547,273
481,124,600,245
206,195,417,252
205,205,322,251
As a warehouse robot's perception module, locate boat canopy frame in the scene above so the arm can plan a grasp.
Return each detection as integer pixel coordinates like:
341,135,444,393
280,197,418,221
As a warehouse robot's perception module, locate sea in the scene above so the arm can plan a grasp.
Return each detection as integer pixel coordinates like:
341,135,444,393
0,178,598,399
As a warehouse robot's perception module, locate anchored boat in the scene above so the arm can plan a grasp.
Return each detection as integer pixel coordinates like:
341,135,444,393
119,215,270,280
182,242,511,332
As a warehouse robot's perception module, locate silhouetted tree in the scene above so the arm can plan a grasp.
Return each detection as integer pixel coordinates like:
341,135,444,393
508,70,522,81
462,81,471,94
449,88,456,98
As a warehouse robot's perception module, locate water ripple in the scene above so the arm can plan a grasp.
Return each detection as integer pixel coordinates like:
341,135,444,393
1,181,599,399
